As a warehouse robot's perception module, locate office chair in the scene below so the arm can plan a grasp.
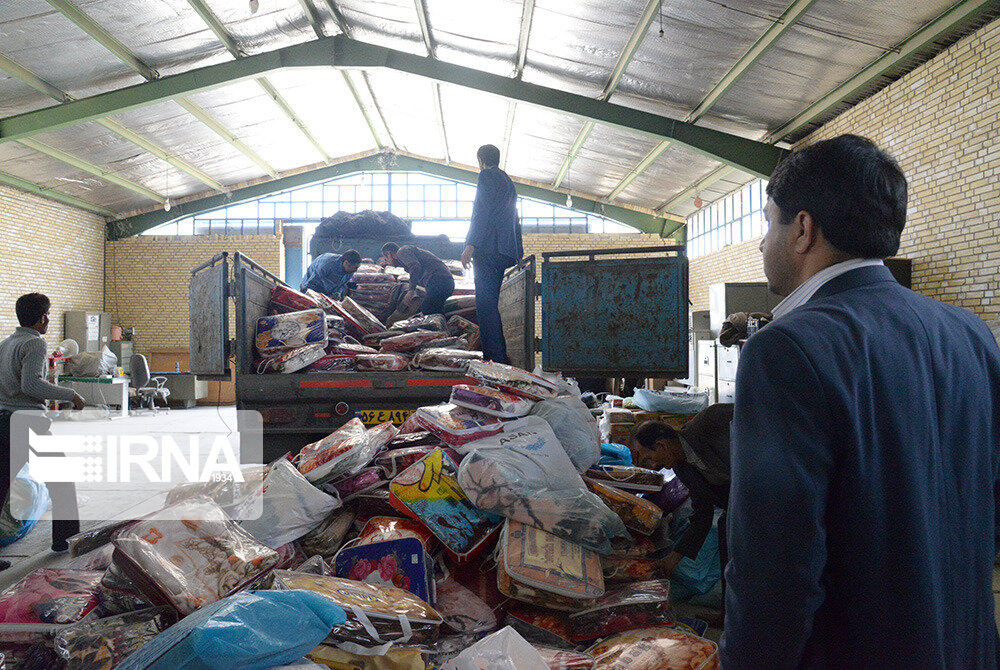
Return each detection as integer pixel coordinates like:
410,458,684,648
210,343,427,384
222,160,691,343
129,354,170,414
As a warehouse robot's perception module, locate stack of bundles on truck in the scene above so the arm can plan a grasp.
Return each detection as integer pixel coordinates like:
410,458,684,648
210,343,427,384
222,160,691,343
348,264,402,323
2,361,723,669
254,283,487,374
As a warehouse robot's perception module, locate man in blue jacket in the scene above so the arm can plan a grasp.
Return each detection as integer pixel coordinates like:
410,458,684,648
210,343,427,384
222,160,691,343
300,250,361,298
462,144,523,363
722,134,1000,667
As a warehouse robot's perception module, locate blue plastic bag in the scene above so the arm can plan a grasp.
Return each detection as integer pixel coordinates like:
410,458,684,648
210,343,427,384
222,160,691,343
599,443,632,467
0,465,50,546
117,590,347,670
631,387,709,414
668,504,722,601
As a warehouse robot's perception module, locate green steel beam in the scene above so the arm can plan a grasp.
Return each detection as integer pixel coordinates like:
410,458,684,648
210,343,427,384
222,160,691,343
606,139,671,201
768,0,995,141
323,0,352,34
109,152,675,239
43,0,159,80
552,120,593,188
552,0,660,188
17,138,167,203
606,0,814,206
515,0,536,78
175,98,278,178
0,170,114,217
0,54,71,102
413,0,436,56
340,70,386,148
0,53,225,193
432,84,451,163
685,0,817,122
256,78,333,163
295,0,328,40
185,0,245,56
500,101,516,170
656,165,734,215
1,36,786,176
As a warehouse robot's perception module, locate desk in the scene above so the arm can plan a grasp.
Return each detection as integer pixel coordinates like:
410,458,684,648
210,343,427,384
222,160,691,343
58,376,129,418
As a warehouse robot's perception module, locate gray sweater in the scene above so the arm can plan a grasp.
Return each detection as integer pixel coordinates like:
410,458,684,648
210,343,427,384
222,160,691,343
0,327,76,411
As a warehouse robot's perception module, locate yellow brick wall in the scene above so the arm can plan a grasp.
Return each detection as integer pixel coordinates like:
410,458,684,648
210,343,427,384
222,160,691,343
523,232,670,258
105,234,284,355
689,238,767,312
688,15,1000,343
0,184,105,348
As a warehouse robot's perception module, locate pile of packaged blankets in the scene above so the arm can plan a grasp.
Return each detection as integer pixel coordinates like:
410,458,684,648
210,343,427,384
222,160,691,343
255,284,483,374
0,360,719,669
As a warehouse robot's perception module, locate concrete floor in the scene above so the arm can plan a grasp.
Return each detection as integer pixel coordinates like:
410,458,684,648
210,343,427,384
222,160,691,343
0,406,239,589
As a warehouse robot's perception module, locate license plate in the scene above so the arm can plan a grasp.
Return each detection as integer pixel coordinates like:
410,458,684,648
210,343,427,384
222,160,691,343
358,409,415,426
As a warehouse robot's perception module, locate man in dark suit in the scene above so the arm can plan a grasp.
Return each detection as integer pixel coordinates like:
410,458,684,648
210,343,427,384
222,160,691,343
632,403,733,586
462,144,523,364
722,134,1000,667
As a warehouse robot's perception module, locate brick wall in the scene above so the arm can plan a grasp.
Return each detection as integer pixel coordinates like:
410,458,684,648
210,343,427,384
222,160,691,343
687,16,1000,342
105,234,284,355
523,232,670,258
689,238,767,312
0,184,105,347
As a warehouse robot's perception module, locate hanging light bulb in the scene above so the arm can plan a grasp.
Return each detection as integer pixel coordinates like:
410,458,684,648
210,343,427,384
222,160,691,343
164,198,171,212
565,193,573,208
249,0,259,13
694,194,703,208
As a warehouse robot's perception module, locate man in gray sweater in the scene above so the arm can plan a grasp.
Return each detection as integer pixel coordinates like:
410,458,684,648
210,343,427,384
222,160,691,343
1,293,84,552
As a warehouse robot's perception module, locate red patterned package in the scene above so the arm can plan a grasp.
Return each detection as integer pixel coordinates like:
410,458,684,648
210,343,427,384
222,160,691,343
331,297,386,337
534,645,596,670
355,353,410,371
270,285,320,313
296,418,374,484
307,354,356,372
568,579,676,643
0,569,103,643
379,330,451,353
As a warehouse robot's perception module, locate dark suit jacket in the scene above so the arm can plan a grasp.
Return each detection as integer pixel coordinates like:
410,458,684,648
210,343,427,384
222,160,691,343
467,167,523,264
722,265,1000,668
673,403,733,559
396,245,451,291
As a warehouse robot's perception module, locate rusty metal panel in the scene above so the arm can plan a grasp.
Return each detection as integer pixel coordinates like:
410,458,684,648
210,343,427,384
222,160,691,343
499,255,536,371
188,254,229,377
541,248,688,376
233,253,283,374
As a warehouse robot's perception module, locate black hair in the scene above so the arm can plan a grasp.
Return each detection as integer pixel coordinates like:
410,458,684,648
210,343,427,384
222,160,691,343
632,420,678,449
16,293,50,328
381,242,400,256
766,134,907,258
341,250,362,266
477,144,501,168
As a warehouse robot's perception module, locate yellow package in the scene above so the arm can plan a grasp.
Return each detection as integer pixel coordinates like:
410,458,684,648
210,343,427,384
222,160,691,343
308,644,426,670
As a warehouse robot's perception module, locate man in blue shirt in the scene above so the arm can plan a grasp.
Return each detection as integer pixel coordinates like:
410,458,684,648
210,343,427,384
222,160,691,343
301,250,361,298
462,144,523,364
723,135,1000,667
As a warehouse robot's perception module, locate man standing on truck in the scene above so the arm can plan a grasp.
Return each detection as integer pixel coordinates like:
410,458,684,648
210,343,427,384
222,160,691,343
462,144,523,364
301,250,362,298
381,243,455,316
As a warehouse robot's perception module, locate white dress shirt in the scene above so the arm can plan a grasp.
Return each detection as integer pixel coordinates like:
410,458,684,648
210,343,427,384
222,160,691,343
770,258,884,321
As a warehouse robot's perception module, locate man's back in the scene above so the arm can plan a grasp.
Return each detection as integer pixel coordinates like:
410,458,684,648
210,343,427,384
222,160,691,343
725,265,1000,668
468,167,521,262
0,327,58,411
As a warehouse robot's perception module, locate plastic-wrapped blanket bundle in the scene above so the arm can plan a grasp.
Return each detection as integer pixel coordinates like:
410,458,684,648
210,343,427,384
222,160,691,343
361,330,404,347
393,313,447,332
584,479,663,536
115,590,347,670
585,465,666,493
467,361,558,400
457,417,629,555
529,396,601,472
296,419,373,484
256,343,326,373
585,626,719,670
355,353,410,371
270,286,321,313
307,354,356,372
333,537,435,604
272,572,444,650
414,404,504,446
412,347,482,372
0,569,103,644
256,309,327,355
450,385,534,418
568,580,676,643
534,646,595,670
379,330,451,353
331,297,387,337
111,498,279,616
54,607,175,670
447,315,480,348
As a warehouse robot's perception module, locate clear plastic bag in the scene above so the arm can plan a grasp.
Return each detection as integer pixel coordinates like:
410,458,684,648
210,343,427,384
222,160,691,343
631,387,710,414
0,464,50,547
443,626,549,670
412,348,482,372
0,569,102,636
467,361,558,401
393,313,447,332
112,498,278,616
355,353,410,372
299,509,356,560
256,343,327,373
450,385,534,418
115,590,347,670
237,458,342,549
585,626,719,670
256,309,327,356
529,397,601,473
457,418,628,555
54,606,175,670
414,404,504,446
568,580,676,643
380,330,451,353
296,419,373,484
